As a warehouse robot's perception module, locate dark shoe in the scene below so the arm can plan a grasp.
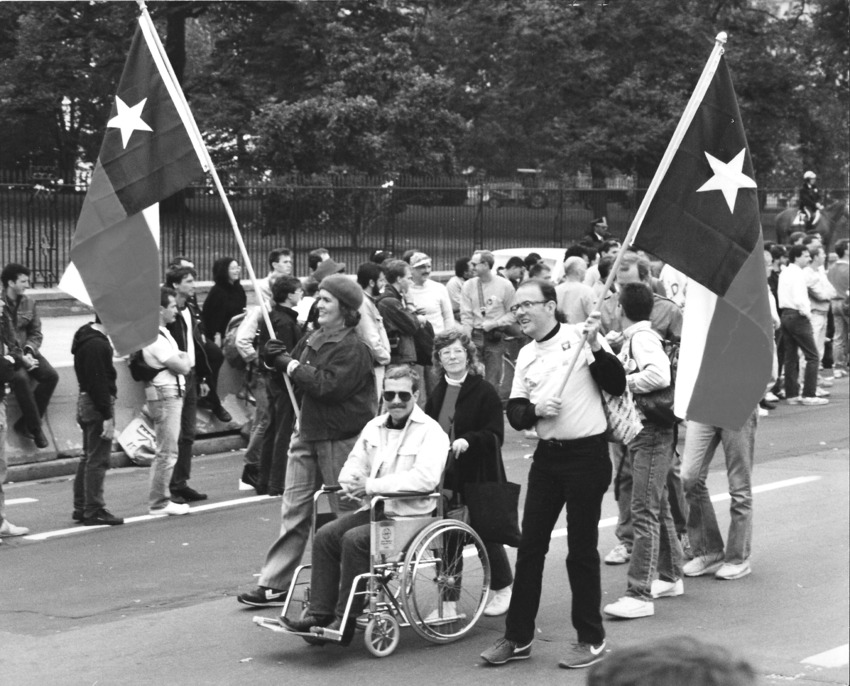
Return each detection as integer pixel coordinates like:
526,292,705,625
13,419,34,441
72,510,84,523
267,487,283,497
237,586,288,607
558,641,608,669
759,399,777,410
480,637,533,665
171,486,207,502
212,405,232,423
240,464,259,489
314,616,355,646
84,509,124,526
32,427,49,449
282,613,334,633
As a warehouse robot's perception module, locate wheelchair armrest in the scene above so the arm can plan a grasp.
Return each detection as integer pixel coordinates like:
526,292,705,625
370,491,439,500
319,485,344,493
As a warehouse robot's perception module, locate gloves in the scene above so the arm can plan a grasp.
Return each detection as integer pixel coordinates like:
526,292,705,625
262,339,293,373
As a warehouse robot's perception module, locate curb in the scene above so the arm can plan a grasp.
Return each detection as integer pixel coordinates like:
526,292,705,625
7,433,246,483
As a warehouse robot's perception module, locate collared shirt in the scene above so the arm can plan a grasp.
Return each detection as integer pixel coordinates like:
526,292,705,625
460,276,516,335
338,404,449,516
777,263,811,317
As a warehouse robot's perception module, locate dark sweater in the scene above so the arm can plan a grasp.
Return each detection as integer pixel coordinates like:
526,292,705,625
202,281,247,338
71,323,117,419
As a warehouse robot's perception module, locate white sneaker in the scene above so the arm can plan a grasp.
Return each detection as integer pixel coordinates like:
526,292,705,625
149,501,190,516
758,407,769,417
484,587,512,617
424,601,465,625
604,543,631,565
763,391,779,402
651,578,684,598
238,480,255,491
0,520,30,536
715,560,751,580
603,596,654,619
815,388,830,397
683,553,724,576
800,396,829,406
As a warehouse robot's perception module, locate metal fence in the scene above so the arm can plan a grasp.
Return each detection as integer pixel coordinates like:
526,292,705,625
0,176,844,287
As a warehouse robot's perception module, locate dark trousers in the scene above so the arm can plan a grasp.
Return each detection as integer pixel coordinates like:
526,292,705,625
200,340,225,410
9,352,58,431
171,369,197,490
259,380,296,494
73,394,111,518
781,311,819,398
505,435,611,646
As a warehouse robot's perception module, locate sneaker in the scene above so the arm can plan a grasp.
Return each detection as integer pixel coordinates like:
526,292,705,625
72,510,84,523
786,396,804,405
603,596,654,619
715,560,751,580
604,543,631,565
764,391,779,402
0,520,30,537
759,398,777,410
480,637,533,665
238,480,255,491
558,640,608,669
237,586,288,607
801,396,829,406
651,578,684,598
149,501,191,516
683,552,724,577
424,600,466,625
815,388,830,397
758,407,769,417
819,378,834,388
484,586,512,617
171,486,207,501
834,369,847,379
83,509,124,526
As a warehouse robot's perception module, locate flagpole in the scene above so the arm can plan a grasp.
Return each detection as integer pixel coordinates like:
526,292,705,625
137,2,300,419
553,32,728,398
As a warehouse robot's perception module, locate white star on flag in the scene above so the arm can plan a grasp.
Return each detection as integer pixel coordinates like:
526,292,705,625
107,96,153,149
696,148,757,212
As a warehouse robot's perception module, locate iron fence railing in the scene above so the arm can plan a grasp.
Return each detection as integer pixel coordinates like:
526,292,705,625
0,177,845,287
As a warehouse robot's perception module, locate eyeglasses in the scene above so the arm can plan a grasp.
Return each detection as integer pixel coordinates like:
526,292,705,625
509,300,547,314
438,347,467,359
382,390,413,402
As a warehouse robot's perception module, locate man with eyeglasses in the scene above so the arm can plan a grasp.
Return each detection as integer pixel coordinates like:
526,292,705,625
480,278,626,670
460,250,516,394
281,365,448,643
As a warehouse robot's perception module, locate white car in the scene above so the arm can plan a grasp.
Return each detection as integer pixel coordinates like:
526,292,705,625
492,247,566,283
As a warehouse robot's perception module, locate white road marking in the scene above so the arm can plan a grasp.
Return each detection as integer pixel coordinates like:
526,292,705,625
6,497,38,505
801,644,849,668
23,494,275,541
551,475,822,539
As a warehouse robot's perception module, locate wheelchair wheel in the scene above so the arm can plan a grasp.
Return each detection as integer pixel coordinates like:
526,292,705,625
364,613,400,657
400,519,490,643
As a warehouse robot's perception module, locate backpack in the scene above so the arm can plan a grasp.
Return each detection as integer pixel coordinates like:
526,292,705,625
128,332,166,382
222,312,249,370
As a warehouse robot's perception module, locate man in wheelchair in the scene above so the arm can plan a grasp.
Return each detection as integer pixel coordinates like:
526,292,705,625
281,365,449,643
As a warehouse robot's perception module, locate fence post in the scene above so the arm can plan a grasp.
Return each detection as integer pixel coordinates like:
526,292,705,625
473,178,484,250
553,178,565,248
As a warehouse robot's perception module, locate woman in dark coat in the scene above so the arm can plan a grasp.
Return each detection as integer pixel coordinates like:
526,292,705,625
425,329,514,617
202,256,247,343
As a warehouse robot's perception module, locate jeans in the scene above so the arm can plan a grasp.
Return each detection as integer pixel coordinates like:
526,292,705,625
258,431,360,590
471,330,505,397
505,435,611,646
171,370,197,490
244,372,270,467
0,397,7,525
148,386,183,509
831,301,848,371
259,381,296,494
9,352,58,431
682,411,757,565
73,393,113,518
609,436,688,549
781,311,819,398
309,510,372,617
625,423,682,600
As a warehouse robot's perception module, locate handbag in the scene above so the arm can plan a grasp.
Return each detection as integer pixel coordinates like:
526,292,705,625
600,384,643,445
413,319,435,366
630,331,680,428
463,434,522,547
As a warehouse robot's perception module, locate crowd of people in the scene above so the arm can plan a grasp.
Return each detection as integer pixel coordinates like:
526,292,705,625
0,208,846,672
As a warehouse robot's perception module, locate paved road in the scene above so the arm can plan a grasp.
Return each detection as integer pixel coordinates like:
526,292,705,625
1,381,848,686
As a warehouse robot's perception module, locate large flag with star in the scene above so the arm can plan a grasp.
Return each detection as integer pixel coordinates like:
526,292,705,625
632,53,773,430
69,13,207,355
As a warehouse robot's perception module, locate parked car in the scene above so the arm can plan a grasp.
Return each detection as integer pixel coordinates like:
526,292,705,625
492,247,566,283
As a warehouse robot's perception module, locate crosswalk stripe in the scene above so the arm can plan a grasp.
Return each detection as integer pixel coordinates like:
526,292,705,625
801,644,849,668
6,497,38,505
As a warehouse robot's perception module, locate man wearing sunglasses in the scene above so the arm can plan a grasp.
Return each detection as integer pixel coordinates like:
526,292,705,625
281,365,449,643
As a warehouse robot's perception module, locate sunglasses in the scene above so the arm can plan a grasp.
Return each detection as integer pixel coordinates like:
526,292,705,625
382,390,413,402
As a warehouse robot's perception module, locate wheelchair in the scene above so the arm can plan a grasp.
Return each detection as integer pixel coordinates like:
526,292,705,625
253,485,491,657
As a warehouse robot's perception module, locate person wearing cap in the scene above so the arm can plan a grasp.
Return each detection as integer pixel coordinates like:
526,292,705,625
237,273,376,608
798,171,823,231
585,217,610,246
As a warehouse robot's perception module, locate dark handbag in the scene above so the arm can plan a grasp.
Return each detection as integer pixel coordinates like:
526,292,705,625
629,331,679,427
463,434,522,547
412,319,435,366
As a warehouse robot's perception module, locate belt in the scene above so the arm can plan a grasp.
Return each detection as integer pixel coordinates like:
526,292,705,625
538,434,604,450
781,308,800,314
